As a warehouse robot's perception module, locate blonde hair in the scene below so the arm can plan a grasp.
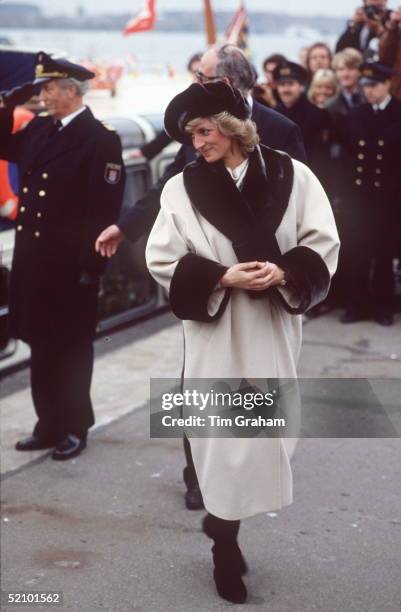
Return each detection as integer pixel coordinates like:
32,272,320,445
185,111,259,157
332,47,363,71
308,69,339,105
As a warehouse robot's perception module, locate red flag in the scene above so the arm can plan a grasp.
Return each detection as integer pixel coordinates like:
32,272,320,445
123,0,157,36
225,1,248,48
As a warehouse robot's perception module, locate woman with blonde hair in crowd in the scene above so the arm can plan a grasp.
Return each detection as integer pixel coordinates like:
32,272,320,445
308,69,339,107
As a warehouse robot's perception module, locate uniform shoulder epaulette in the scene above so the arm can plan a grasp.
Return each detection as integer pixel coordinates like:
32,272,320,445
101,120,116,132
38,111,49,117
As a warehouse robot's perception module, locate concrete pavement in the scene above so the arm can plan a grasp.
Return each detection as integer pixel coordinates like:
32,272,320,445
1,310,401,611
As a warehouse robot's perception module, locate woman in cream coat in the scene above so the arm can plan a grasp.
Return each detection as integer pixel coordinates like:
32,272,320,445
146,81,339,604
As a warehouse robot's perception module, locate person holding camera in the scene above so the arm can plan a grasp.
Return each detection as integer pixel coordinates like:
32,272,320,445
379,6,401,99
335,0,391,58
252,53,286,108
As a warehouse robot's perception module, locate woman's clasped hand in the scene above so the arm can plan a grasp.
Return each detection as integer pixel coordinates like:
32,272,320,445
220,261,286,291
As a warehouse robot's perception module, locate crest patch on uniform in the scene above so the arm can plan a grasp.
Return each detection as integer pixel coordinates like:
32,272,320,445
104,163,122,185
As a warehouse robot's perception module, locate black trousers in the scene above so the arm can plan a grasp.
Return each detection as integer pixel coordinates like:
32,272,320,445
344,254,394,315
183,434,199,486
30,339,95,442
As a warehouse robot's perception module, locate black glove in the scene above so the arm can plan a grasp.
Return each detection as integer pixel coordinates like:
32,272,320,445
0,82,38,109
79,271,100,286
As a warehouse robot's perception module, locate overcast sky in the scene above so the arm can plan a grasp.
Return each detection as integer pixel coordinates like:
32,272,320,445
23,0,358,18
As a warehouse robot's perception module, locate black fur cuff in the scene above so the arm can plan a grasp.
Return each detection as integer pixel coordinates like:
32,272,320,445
275,246,331,314
169,253,230,321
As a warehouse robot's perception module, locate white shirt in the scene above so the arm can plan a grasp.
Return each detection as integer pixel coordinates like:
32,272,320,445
246,94,254,112
59,105,86,129
342,89,359,107
372,95,391,112
360,24,371,50
225,158,249,190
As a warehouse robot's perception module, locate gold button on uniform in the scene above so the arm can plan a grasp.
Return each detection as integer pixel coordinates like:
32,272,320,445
374,181,381,187
377,154,383,160
42,173,48,179
359,140,365,146
34,231,40,237
378,140,384,146
39,190,46,197
355,179,362,185
375,168,381,174
20,206,26,212
22,187,28,193
37,212,42,218
358,153,364,160
17,225,23,231
357,166,363,172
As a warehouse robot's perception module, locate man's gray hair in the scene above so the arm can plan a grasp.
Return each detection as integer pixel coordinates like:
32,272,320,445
215,44,256,94
58,78,90,97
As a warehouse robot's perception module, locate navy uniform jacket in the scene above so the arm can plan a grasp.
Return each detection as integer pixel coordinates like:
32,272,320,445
341,97,401,256
119,99,306,242
0,106,125,343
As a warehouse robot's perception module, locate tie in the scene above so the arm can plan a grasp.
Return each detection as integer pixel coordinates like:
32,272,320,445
48,119,62,138
351,93,360,107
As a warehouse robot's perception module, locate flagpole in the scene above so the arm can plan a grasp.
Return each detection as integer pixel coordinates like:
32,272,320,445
204,0,217,46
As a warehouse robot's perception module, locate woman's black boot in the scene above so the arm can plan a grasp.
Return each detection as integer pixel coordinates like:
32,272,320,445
202,514,248,604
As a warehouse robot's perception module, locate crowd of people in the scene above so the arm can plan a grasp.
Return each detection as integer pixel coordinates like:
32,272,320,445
0,4,400,605
251,2,401,326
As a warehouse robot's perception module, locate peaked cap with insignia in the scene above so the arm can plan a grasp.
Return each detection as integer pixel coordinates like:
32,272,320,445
360,61,395,86
273,61,308,85
34,51,95,85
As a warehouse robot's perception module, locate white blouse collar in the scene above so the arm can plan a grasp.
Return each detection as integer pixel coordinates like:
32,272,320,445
225,157,249,189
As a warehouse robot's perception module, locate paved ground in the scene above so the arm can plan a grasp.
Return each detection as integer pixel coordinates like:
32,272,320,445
1,310,401,611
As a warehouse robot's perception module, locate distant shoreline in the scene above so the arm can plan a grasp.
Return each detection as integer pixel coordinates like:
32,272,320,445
0,8,345,36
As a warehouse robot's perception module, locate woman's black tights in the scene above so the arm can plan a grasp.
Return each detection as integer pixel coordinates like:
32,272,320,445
203,512,240,541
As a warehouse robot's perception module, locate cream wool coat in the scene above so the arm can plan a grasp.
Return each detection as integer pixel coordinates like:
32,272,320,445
146,156,339,520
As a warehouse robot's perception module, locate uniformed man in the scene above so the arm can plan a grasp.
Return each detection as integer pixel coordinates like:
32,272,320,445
340,61,401,325
273,60,331,187
0,52,125,459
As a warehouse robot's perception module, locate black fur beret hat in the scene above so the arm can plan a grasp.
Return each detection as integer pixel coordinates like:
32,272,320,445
164,80,250,145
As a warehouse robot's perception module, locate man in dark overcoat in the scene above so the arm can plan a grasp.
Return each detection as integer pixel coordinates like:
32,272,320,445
274,61,331,189
325,48,365,307
0,52,124,459
340,61,401,325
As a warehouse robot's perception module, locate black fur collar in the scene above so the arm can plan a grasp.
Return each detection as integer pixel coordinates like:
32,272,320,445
183,144,294,264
